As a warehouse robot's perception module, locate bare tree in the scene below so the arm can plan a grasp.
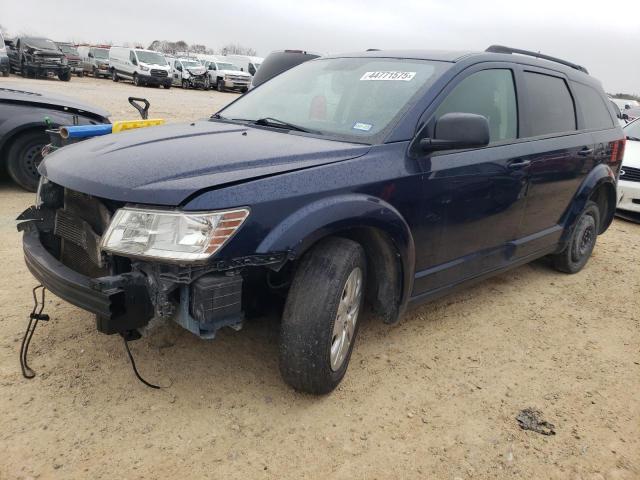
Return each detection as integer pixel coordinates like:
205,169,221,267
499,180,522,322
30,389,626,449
220,43,257,56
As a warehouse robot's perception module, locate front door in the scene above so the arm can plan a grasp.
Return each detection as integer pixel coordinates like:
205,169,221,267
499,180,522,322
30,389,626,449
412,67,527,294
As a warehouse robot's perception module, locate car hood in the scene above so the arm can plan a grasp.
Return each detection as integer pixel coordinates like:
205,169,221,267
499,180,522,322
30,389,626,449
186,67,206,75
40,120,371,206
26,45,64,57
219,69,250,77
0,84,110,120
622,140,640,169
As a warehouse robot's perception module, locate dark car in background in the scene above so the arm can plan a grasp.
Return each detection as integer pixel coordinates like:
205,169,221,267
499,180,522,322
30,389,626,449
20,46,624,394
250,49,320,89
0,32,9,77
56,43,84,77
8,36,71,81
1,86,109,190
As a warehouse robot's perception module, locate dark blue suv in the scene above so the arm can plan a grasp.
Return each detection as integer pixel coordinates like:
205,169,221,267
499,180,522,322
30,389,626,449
19,46,625,393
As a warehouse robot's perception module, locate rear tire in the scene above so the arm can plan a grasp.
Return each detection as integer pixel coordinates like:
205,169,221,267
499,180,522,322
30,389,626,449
6,130,49,191
279,237,366,394
2,70,8,77
551,200,600,274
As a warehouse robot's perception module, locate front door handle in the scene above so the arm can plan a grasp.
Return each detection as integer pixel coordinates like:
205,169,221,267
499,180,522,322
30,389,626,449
507,159,531,169
578,147,594,156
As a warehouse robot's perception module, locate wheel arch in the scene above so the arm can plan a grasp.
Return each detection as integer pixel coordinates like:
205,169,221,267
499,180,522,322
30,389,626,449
257,194,415,323
559,163,618,246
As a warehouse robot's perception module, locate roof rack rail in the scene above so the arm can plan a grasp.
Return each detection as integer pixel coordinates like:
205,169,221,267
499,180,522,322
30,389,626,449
485,45,588,74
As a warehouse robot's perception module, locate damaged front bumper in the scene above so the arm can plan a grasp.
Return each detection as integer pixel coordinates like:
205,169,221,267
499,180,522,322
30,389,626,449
22,226,154,334
19,204,287,339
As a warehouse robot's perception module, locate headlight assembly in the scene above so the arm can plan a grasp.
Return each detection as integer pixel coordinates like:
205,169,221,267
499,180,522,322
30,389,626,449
140,65,149,71
100,207,250,262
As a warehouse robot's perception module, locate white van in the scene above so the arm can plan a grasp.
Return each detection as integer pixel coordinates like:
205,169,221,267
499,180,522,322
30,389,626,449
109,46,172,88
224,55,263,76
77,45,110,78
201,55,251,92
167,57,209,89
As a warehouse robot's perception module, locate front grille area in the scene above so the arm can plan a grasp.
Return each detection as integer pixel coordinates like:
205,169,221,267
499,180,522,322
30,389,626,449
52,188,114,278
227,75,249,83
150,69,168,77
620,166,640,183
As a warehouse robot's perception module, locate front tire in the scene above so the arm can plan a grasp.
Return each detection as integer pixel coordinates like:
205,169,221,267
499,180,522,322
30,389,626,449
551,200,600,274
217,78,224,92
111,69,119,82
58,71,71,81
279,237,366,394
133,73,141,86
6,130,49,191
182,79,189,89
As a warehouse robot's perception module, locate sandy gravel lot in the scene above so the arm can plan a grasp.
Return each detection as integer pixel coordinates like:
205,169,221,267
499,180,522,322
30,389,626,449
0,76,639,480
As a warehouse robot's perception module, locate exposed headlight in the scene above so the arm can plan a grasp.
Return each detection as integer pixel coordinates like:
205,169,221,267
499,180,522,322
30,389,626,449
100,207,250,262
61,57,68,65
140,65,149,71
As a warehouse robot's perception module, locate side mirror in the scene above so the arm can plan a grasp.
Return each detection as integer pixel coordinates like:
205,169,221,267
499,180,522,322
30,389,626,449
88,53,93,58
176,65,182,71
420,113,490,152
622,113,629,121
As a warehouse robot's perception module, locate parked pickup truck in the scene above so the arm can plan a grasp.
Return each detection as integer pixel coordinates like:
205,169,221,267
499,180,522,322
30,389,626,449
8,36,71,81
201,56,251,92
19,46,624,394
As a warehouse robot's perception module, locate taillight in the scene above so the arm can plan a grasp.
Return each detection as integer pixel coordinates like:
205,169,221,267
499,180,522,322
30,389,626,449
610,138,626,164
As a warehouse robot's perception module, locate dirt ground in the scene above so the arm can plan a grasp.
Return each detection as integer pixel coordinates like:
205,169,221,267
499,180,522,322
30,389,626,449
0,76,639,480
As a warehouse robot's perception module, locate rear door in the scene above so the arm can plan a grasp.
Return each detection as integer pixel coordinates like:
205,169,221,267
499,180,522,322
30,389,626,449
513,68,596,257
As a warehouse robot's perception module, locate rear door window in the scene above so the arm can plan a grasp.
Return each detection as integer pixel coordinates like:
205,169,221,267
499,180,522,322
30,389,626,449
571,82,615,130
435,69,518,143
523,72,576,136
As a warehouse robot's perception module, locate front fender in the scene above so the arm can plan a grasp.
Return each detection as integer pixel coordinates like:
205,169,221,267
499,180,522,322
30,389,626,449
257,193,416,310
560,163,617,243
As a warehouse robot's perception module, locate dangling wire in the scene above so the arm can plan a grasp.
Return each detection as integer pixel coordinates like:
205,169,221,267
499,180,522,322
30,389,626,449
122,335,161,389
20,285,49,379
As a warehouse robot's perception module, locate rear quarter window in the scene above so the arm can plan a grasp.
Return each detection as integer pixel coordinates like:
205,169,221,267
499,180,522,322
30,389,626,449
523,71,576,137
571,82,615,130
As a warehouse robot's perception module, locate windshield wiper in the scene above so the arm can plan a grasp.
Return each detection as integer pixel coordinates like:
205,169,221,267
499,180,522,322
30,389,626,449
210,115,319,134
252,117,317,134
627,135,640,141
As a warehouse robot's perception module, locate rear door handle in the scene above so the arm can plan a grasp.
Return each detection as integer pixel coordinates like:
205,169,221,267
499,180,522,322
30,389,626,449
578,147,594,156
507,159,531,169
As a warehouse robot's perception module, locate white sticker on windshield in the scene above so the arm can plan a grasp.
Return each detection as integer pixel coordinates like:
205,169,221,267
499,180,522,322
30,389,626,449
353,122,373,131
360,71,416,81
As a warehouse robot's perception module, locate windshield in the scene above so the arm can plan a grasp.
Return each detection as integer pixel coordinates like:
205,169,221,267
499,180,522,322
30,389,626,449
625,119,640,140
182,60,201,68
219,57,447,142
218,62,238,70
135,50,167,66
93,48,109,59
59,44,79,55
25,38,59,51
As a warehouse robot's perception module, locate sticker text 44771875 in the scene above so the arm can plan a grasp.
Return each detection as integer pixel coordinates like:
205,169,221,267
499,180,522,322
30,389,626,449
360,71,416,81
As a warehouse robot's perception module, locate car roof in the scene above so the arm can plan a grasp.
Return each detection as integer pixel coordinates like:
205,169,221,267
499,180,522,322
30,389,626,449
324,48,597,84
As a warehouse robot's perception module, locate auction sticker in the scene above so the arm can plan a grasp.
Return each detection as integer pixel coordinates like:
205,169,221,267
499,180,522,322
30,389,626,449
360,71,416,81
353,122,373,131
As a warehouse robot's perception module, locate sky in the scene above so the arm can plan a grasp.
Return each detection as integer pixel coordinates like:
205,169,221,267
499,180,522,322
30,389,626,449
2,0,639,93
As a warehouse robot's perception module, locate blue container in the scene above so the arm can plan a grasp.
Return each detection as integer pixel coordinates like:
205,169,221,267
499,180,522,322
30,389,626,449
60,124,113,139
